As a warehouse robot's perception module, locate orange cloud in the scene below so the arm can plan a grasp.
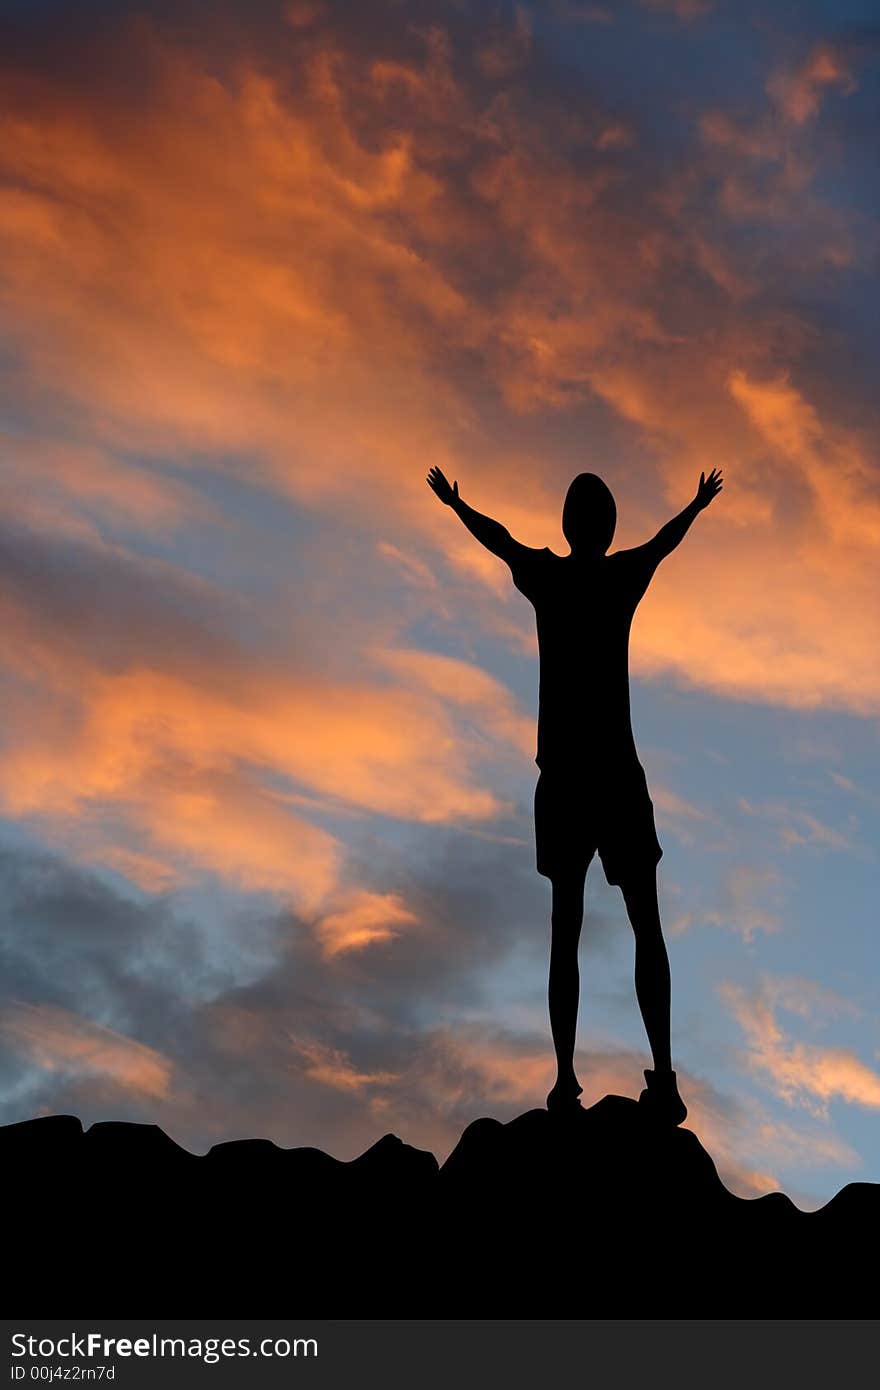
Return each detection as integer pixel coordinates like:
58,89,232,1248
0,506,543,907
0,1002,172,1099
0,26,489,516
370,646,535,761
0,648,521,907
626,369,880,712
769,44,857,126
0,432,202,537
316,889,420,956
0,6,877,941
0,11,874,729
728,370,880,549
722,979,880,1116
289,1036,399,1093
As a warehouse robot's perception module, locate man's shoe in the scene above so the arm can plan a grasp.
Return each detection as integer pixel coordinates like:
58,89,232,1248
638,1068,687,1125
546,1078,583,1113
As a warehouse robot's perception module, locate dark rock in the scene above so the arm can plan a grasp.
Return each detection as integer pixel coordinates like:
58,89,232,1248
4,1095,875,1315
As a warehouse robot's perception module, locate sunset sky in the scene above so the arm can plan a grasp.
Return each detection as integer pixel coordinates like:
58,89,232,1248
1,0,878,1206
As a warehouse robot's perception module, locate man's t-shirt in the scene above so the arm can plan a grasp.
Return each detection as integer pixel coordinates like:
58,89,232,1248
507,544,660,775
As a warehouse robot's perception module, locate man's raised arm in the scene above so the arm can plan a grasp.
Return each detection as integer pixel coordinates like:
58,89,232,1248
640,468,723,565
426,466,529,565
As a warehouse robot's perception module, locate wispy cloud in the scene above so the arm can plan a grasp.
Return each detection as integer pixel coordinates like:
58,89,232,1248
672,863,784,941
737,796,859,855
0,1001,173,1100
768,43,857,126
722,977,880,1117
316,889,421,957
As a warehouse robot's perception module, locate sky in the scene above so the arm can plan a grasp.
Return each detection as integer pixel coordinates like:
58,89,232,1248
0,0,878,1207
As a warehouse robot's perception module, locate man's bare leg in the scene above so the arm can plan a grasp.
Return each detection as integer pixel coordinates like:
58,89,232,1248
619,865,671,1071
619,865,686,1122
546,867,588,1110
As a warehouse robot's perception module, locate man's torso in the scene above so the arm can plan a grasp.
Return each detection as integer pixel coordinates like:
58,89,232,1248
510,547,655,773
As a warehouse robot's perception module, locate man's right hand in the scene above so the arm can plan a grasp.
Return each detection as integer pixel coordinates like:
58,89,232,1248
427,466,459,506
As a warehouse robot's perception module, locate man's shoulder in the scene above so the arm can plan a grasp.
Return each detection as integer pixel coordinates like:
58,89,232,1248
509,543,555,590
520,544,556,562
606,543,658,584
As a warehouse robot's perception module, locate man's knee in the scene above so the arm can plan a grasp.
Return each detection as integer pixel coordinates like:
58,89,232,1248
551,868,584,900
619,872,663,938
550,874,585,936
617,861,658,898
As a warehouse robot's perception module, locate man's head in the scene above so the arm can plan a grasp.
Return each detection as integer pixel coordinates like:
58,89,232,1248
562,473,617,555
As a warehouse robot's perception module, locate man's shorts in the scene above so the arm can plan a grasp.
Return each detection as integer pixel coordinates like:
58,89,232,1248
533,759,662,886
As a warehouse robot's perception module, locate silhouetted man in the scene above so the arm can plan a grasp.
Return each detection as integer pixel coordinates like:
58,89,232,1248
427,465,723,1124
